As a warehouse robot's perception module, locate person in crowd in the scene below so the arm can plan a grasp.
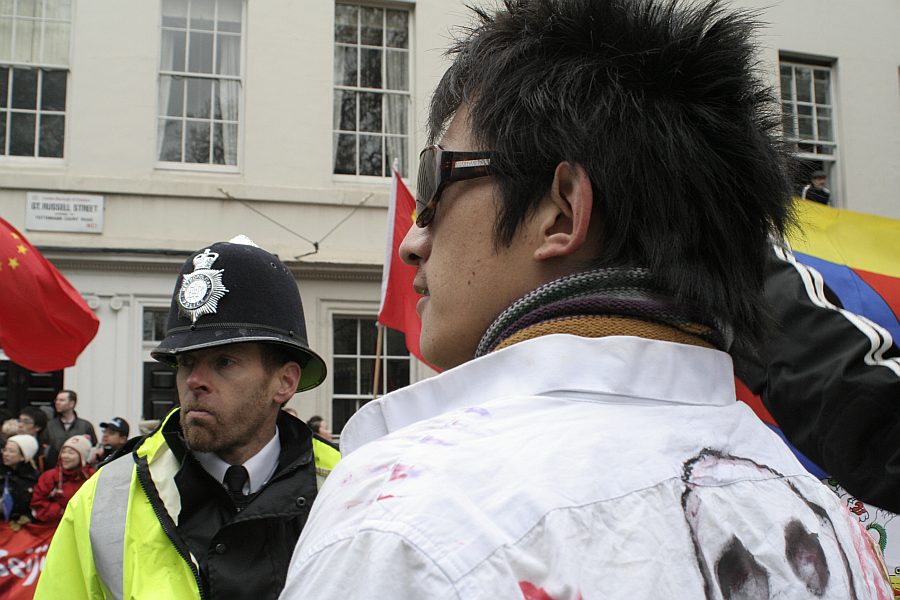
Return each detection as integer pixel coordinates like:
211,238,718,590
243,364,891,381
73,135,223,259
1,418,18,444
280,1,890,597
89,417,130,466
43,390,97,469
31,435,95,524
1,434,39,529
306,415,333,443
801,169,831,205
17,406,49,471
37,236,340,600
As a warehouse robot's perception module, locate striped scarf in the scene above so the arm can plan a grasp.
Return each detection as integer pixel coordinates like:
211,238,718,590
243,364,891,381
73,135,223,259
474,268,732,357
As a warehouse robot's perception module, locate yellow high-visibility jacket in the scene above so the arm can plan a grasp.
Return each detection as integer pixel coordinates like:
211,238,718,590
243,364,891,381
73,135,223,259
35,408,340,599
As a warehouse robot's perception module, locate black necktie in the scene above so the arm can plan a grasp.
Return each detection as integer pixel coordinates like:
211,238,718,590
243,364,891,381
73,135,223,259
223,465,249,511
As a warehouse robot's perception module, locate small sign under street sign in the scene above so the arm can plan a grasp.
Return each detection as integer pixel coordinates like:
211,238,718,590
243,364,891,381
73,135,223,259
25,192,104,233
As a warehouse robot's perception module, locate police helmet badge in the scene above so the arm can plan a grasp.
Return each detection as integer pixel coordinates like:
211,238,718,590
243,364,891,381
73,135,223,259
177,248,229,323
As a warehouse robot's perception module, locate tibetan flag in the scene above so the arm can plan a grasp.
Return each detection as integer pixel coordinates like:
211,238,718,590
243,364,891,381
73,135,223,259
786,199,900,342
378,168,434,368
0,217,99,372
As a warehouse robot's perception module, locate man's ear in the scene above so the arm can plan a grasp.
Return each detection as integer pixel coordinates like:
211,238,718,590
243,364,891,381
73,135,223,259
273,362,302,405
533,161,595,261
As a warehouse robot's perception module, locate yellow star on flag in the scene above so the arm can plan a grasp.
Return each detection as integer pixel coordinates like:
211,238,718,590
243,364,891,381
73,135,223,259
11,232,20,239
8,257,20,269
17,244,27,255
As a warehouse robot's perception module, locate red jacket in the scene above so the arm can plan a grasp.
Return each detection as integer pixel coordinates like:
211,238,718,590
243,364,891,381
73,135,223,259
31,464,96,523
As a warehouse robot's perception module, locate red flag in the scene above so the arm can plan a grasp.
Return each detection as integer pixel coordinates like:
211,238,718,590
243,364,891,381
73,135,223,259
0,218,99,372
377,169,436,369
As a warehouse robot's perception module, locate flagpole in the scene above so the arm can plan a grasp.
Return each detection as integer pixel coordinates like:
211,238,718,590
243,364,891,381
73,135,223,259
372,323,384,399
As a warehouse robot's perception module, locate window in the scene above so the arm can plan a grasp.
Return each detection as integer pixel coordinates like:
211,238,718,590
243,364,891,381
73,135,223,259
0,0,72,158
780,61,835,158
142,307,169,342
333,4,410,177
158,0,242,167
332,316,410,434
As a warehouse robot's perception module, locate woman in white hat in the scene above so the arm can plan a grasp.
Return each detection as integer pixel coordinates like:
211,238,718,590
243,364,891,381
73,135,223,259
32,435,96,523
0,434,39,526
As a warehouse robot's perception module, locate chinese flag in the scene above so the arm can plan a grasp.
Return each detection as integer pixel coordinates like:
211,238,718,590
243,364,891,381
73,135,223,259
0,217,99,372
377,169,436,369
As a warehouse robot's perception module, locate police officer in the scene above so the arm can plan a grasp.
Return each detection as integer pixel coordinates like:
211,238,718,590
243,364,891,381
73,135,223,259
36,236,340,600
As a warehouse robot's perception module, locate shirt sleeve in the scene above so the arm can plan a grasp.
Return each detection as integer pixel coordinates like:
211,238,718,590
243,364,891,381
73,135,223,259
279,529,459,600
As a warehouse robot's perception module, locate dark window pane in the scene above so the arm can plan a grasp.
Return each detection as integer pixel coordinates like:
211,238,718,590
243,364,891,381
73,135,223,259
161,0,187,27
813,70,830,105
217,0,242,33
332,398,360,435
360,318,377,354
161,29,186,71
186,78,212,118
359,7,382,45
9,112,35,155
359,92,381,132
216,33,240,76
385,50,407,91
360,48,382,89
779,68,792,101
359,358,375,395
188,31,214,74
0,67,7,108
797,105,813,138
11,68,37,109
795,68,812,103
189,0,215,30
40,70,66,111
334,90,356,131
0,110,6,152
385,10,408,48
333,133,356,175
334,45,357,87
38,114,63,157
359,134,382,176
385,136,407,177
185,120,211,163
162,76,185,117
385,327,407,355
385,359,409,393
333,358,356,394
159,119,183,161
333,318,357,354
335,4,357,43
211,122,237,165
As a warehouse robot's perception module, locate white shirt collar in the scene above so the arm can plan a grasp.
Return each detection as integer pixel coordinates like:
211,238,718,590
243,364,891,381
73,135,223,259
339,335,735,456
193,426,281,494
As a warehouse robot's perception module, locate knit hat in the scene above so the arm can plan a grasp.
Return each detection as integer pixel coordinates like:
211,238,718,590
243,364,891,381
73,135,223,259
61,435,92,466
7,434,38,461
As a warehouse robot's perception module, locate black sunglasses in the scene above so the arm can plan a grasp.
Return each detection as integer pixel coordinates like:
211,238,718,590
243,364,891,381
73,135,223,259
415,145,493,227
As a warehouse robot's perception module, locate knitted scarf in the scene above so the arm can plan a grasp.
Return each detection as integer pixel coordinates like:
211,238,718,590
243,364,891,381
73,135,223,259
474,267,732,358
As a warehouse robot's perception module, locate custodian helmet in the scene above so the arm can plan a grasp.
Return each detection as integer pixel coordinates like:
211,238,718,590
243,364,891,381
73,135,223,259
150,236,326,392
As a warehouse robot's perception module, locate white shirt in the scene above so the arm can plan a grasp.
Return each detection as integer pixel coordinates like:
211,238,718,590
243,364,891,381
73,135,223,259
281,335,890,599
194,427,281,495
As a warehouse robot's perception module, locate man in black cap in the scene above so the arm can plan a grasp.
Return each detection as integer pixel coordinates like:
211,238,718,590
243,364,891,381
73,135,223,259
37,235,340,600
801,169,831,204
89,417,129,466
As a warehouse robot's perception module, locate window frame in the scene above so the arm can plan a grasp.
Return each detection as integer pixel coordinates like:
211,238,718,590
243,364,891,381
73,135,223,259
779,58,837,162
0,0,73,162
329,312,412,436
155,0,246,173
332,2,413,180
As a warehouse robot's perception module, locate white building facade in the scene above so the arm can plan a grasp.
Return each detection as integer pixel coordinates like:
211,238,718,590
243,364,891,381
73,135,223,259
0,0,897,436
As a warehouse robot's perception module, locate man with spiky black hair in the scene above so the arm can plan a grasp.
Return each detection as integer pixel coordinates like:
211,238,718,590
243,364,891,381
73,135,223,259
281,1,891,597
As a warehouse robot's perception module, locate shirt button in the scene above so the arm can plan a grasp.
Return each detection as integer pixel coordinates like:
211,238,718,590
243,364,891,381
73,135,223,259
295,496,307,508
215,543,227,555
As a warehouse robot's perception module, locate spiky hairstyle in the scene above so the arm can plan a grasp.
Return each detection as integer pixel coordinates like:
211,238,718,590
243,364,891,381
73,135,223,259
429,0,794,355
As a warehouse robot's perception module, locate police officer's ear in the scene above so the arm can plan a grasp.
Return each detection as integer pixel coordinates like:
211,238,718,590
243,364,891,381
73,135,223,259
273,361,302,405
